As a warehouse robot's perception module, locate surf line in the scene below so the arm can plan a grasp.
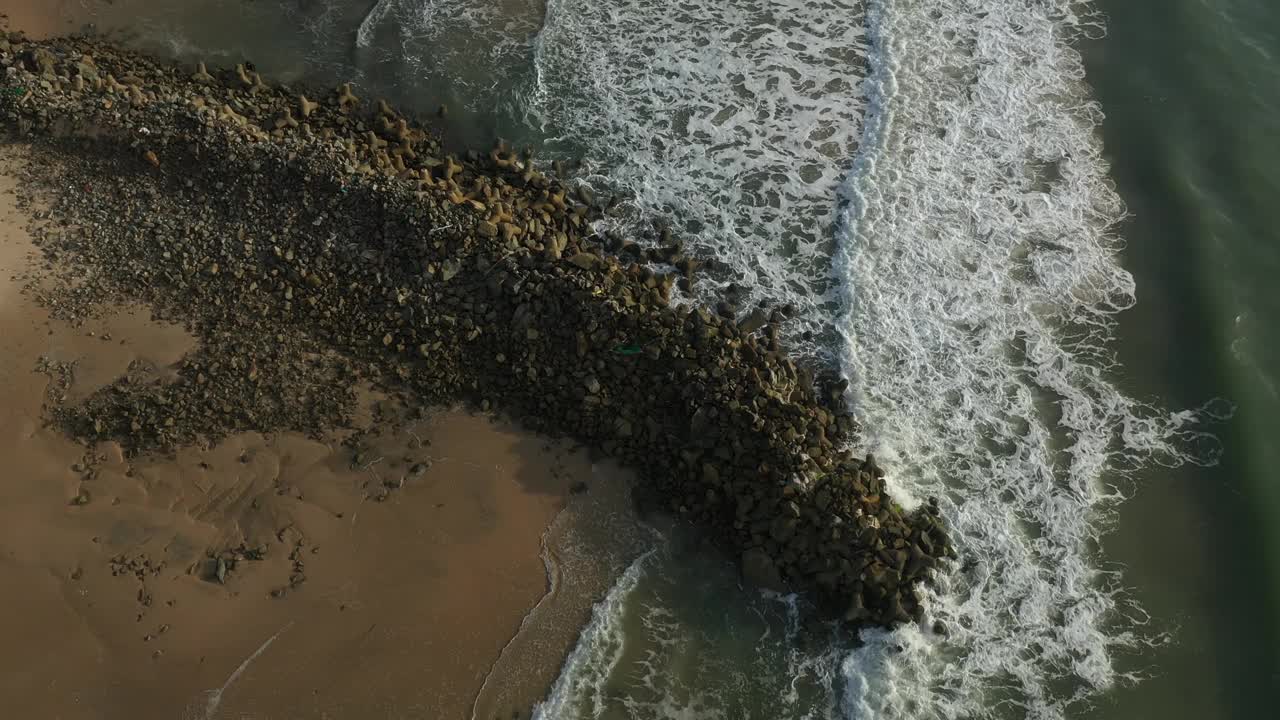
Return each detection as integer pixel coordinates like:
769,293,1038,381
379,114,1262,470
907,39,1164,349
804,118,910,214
202,620,296,718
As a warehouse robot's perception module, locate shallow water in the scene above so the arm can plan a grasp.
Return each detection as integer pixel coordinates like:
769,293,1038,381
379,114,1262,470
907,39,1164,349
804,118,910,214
16,0,1280,716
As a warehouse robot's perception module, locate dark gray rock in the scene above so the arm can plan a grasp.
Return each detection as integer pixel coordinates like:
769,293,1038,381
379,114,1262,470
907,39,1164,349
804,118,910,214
741,548,787,592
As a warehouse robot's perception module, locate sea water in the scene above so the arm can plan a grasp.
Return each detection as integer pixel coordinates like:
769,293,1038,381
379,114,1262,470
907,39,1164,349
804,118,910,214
40,0,1278,717
523,1,1215,716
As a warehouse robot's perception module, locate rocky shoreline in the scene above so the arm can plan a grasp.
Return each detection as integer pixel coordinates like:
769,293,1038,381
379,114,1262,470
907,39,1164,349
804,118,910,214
0,32,952,628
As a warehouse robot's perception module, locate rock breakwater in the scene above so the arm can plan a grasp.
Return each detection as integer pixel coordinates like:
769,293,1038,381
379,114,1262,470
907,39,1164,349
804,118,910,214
0,32,952,628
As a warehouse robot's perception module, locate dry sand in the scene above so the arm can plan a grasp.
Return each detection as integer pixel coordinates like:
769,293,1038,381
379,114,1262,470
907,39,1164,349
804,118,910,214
0,1,79,40
0,143,639,718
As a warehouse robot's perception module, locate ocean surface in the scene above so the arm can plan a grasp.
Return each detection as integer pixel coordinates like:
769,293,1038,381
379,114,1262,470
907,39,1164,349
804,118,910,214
28,0,1280,717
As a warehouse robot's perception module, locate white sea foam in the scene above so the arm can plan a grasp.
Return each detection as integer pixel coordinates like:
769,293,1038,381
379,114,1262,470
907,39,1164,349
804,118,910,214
833,1,1221,718
533,550,654,720
526,0,871,345
533,536,853,720
356,0,398,49
353,0,546,112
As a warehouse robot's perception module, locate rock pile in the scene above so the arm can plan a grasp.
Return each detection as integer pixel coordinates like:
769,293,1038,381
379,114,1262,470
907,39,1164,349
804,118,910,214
0,32,952,628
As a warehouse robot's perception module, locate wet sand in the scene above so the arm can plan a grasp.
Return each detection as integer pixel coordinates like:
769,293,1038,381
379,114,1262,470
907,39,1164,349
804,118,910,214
0,144,636,718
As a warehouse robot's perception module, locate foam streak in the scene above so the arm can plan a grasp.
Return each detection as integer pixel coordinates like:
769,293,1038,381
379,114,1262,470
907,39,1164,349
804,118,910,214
525,0,872,344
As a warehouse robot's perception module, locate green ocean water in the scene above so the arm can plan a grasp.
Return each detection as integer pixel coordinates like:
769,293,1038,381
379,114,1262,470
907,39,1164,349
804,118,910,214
1088,0,1280,715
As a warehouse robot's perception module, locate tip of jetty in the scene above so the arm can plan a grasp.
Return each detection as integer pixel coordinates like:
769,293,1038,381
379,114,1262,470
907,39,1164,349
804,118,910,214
0,30,953,629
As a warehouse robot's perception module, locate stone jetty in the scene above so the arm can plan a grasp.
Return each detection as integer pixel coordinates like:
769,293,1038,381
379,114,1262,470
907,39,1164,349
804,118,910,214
0,32,952,628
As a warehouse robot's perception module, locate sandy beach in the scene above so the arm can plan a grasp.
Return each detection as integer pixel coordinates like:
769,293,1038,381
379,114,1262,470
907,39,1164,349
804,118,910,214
0,140,639,718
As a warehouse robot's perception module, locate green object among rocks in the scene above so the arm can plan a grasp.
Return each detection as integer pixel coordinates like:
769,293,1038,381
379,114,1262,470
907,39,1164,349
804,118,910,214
613,344,642,355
